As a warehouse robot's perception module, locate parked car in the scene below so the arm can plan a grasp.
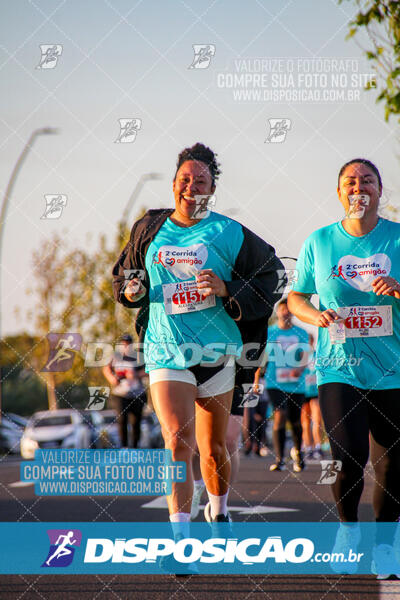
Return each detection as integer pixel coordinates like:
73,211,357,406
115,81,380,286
0,413,27,454
20,409,91,459
2,413,28,429
140,410,164,449
78,410,105,449
98,410,121,448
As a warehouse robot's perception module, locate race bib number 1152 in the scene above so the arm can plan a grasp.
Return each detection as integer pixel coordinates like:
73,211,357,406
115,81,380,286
337,305,392,338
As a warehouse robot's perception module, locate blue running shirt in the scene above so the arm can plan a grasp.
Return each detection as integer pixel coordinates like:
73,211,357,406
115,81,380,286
292,218,400,390
144,212,244,371
265,324,309,394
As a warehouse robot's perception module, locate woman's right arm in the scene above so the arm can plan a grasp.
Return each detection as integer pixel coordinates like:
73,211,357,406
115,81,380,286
287,291,341,328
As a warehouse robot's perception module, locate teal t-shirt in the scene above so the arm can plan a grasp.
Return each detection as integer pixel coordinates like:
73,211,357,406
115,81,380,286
304,351,318,398
292,218,400,390
265,324,310,393
144,212,244,371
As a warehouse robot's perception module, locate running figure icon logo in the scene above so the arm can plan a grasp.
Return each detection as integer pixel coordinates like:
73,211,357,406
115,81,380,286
191,194,217,219
188,44,216,69
274,269,297,294
41,194,67,219
317,460,342,485
239,383,264,408
36,45,63,69
42,529,82,567
41,333,82,372
87,386,110,410
327,265,347,281
265,119,292,143
115,119,142,143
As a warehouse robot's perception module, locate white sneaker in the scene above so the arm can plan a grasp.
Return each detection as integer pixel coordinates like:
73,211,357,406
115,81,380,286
290,447,305,473
190,484,205,520
371,544,400,580
330,523,361,574
204,501,232,524
204,501,212,523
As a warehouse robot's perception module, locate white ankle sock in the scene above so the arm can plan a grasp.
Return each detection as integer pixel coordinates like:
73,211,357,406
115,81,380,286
194,478,205,490
169,512,191,539
207,491,229,519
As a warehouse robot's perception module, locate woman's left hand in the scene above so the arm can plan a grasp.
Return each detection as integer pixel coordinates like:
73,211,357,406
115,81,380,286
372,276,400,299
196,269,229,298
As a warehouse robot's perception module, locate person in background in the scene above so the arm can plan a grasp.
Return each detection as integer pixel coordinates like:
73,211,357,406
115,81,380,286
301,333,324,460
103,334,146,448
265,298,309,472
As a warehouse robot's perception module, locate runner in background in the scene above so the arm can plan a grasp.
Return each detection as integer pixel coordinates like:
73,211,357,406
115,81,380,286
265,299,309,472
301,333,324,460
243,367,270,457
288,158,400,578
102,334,146,448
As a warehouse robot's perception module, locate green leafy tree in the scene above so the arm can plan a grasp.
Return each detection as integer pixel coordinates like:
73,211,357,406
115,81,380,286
340,0,400,121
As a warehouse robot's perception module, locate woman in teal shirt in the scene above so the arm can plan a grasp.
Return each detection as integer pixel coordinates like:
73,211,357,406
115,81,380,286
113,143,283,550
288,158,400,577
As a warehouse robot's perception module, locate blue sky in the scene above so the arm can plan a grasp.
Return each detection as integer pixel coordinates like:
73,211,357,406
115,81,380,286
1,0,399,335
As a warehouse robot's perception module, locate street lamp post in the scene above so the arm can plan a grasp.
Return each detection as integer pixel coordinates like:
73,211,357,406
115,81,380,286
0,127,58,419
115,173,163,333
118,172,163,244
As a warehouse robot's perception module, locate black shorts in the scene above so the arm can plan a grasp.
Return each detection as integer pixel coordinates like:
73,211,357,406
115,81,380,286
231,385,244,417
268,389,305,411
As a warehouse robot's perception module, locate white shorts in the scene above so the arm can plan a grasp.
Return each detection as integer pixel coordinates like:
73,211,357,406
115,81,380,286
149,363,235,398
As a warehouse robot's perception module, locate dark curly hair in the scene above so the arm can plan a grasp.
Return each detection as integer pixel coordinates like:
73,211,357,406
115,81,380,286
338,158,382,191
174,143,221,185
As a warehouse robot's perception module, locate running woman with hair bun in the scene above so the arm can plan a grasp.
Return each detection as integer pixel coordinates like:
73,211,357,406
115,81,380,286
112,143,283,570
288,158,400,578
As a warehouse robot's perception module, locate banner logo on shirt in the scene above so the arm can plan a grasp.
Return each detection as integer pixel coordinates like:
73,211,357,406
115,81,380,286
152,244,208,279
335,254,391,292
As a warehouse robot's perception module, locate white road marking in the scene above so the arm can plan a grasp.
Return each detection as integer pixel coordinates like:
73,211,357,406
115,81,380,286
9,481,34,488
141,496,299,514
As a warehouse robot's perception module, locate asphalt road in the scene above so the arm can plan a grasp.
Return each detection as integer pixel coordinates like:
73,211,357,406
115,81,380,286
1,453,399,599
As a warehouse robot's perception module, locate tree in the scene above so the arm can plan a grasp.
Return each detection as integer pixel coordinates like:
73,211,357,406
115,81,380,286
0,333,47,415
340,0,400,121
17,213,144,413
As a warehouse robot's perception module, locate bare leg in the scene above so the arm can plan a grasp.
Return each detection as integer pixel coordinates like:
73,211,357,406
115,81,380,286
150,380,196,516
226,414,243,484
301,401,312,448
310,397,323,446
195,390,233,495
